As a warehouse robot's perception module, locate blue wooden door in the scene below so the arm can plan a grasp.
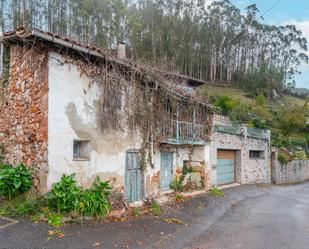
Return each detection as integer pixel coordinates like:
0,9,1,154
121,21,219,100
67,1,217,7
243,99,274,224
217,150,235,186
160,152,173,191
125,151,143,202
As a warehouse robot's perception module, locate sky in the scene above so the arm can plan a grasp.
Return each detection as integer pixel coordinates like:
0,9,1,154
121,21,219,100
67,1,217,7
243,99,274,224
231,0,309,89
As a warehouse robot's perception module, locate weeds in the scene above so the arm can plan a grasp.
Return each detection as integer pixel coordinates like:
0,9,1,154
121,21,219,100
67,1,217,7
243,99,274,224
151,201,161,216
209,187,225,197
132,207,142,217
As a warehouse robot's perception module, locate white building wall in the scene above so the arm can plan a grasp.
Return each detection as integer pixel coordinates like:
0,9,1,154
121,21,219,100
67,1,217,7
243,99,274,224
47,52,142,191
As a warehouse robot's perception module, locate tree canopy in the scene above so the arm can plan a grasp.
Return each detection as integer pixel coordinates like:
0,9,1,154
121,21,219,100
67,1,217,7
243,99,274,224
0,0,308,91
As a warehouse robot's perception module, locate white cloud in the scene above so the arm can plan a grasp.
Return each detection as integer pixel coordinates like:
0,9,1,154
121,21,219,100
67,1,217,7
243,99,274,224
284,20,309,44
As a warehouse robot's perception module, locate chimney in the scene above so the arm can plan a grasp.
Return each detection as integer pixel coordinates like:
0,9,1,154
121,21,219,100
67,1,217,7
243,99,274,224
117,41,126,60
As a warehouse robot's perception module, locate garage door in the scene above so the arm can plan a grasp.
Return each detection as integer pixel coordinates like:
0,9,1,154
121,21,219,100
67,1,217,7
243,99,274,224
217,150,235,186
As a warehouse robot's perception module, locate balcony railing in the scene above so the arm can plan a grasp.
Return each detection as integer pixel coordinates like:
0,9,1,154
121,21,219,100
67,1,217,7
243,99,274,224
214,124,242,135
247,127,269,140
214,124,270,141
161,120,209,145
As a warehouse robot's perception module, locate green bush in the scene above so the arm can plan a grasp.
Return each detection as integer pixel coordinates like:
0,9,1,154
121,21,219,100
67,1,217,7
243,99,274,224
278,152,289,164
229,102,253,122
293,151,307,160
75,177,112,217
214,95,237,115
48,175,112,217
0,164,32,200
169,178,183,192
47,174,81,212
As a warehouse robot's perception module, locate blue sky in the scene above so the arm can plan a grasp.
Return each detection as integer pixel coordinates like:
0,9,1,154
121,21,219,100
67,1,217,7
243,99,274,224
231,0,309,89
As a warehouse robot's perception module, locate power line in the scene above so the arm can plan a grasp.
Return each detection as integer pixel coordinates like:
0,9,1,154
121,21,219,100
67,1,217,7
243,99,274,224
260,0,282,20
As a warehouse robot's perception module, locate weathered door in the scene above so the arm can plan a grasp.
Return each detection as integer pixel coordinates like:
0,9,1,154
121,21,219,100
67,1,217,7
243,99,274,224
217,150,235,186
160,152,173,191
125,151,143,202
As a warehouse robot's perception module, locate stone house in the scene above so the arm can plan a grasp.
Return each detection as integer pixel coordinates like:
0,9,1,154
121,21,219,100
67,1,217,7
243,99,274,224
0,28,271,204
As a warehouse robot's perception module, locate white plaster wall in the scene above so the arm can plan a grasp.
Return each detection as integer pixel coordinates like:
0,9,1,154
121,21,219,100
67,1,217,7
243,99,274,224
47,52,142,190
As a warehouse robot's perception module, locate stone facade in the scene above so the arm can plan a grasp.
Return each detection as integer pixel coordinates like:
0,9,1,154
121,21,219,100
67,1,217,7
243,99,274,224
0,44,49,191
209,116,271,186
271,150,309,184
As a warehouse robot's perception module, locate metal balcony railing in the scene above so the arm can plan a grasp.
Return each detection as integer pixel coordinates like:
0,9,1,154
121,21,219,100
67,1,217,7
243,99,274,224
161,120,209,144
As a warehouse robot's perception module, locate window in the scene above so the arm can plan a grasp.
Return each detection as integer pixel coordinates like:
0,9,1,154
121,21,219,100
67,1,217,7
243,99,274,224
73,140,90,161
249,150,264,159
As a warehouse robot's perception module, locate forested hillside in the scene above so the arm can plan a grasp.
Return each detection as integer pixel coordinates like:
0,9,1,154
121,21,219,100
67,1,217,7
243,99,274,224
0,0,308,92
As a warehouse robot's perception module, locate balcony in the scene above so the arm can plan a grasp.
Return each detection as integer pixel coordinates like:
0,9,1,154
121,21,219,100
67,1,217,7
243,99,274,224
214,124,270,141
161,120,209,145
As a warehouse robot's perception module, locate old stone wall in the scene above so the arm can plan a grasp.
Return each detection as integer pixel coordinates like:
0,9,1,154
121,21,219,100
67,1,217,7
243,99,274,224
210,130,271,186
272,153,309,184
0,44,48,191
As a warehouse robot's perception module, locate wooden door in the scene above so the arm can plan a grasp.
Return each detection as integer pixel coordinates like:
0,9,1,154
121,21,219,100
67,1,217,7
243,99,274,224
160,152,173,191
125,151,143,202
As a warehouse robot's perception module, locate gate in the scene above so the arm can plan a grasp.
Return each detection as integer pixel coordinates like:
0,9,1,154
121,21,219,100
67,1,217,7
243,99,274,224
125,151,143,202
160,151,174,191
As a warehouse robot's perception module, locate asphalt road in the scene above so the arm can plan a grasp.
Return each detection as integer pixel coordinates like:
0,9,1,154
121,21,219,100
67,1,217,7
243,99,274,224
1,182,309,249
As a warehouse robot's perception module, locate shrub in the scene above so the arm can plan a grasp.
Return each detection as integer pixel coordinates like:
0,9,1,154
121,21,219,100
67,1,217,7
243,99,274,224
278,152,289,164
0,164,32,200
75,177,112,217
169,178,183,192
214,95,237,115
229,102,252,122
47,174,81,212
293,151,307,160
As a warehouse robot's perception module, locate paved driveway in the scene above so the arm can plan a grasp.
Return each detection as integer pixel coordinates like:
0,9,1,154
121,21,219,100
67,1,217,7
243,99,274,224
1,182,309,249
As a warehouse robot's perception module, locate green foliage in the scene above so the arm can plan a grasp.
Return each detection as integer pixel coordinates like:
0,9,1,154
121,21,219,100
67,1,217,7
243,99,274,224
132,207,142,217
169,178,184,192
175,194,185,202
276,106,306,139
229,102,253,122
209,188,225,197
47,174,81,212
0,195,45,217
293,151,307,160
0,164,32,201
47,213,63,228
278,152,289,164
255,94,267,106
48,175,112,217
239,65,284,96
151,201,161,216
213,96,237,115
75,177,112,217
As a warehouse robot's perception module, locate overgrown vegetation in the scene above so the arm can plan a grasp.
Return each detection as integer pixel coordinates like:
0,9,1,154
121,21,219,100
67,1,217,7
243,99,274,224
48,174,112,217
0,163,32,201
0,171,112,222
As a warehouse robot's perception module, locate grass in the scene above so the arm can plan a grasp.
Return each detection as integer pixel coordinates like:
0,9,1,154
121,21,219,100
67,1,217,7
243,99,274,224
209,187,225,197
132,207,142,217
282,95,306,107
198,85,254,105
151,201,161,216
198,85,307,109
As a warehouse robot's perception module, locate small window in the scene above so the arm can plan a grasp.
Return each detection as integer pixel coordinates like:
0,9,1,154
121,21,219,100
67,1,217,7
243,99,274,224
249,150,264,159
73,140,90,161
